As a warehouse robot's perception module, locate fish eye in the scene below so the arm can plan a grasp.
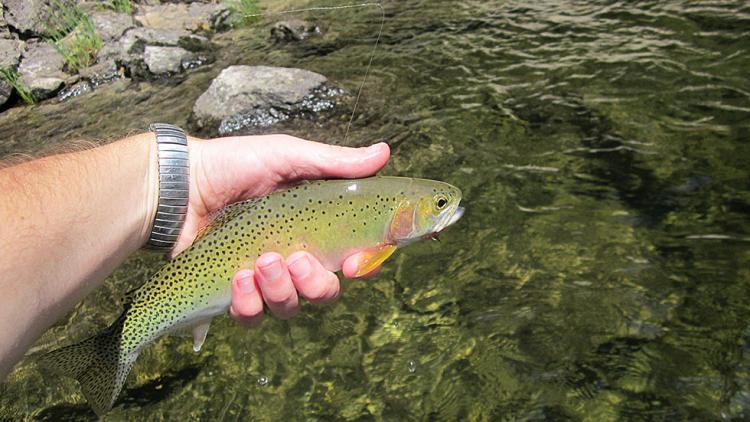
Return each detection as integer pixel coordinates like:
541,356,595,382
435,195,448,210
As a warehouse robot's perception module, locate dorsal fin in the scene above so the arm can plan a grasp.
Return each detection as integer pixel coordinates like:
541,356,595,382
119,286,141,309
194,198,262,242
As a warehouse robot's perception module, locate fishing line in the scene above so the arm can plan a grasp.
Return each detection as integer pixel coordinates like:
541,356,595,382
240,2,385,144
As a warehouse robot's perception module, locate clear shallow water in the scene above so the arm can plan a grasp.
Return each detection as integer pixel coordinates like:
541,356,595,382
2,0,750,420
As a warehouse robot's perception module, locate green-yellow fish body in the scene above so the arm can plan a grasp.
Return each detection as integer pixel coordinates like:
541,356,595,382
42,176,463,415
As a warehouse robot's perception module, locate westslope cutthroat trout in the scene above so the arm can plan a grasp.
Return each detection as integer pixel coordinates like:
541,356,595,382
42,176,464,415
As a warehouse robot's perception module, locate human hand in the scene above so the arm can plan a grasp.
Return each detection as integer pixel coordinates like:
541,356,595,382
176,134,390,323
229,251,381,325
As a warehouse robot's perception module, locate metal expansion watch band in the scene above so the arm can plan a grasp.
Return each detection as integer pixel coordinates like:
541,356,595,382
146,123,189,249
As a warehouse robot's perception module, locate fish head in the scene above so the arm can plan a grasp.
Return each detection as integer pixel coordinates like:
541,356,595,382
387,178,464,246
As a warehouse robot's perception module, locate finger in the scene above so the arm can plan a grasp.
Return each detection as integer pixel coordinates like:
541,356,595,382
287,251,340,304
262,136,390,182
255,252,299,319
229,269,264,327
341,252,383,279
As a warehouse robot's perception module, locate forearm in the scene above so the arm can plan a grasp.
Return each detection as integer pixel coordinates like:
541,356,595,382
0,133,157,377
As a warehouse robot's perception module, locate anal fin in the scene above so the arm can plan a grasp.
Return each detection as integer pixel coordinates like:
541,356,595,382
191,320,211,353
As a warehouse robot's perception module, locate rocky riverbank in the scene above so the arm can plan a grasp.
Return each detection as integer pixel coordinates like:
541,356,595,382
0,1,224,104
0,0,337,135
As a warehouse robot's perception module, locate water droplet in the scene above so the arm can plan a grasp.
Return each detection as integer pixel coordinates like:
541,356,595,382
257,376,269,386
407,360,417,373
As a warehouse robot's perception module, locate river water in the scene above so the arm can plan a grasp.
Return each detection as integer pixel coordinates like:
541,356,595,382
1,0,750,420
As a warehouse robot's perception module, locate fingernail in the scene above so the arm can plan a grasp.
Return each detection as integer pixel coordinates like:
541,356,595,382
259,259,283,280
288,255,312,279
367,142,386,152
238,275,255,294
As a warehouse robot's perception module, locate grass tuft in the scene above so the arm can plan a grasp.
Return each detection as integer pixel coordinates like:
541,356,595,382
224,0,261,27
108,0,133,14
0,68,36,105
45,0,103,72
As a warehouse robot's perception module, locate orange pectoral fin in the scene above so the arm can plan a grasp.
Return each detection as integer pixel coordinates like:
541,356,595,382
354,244,397,277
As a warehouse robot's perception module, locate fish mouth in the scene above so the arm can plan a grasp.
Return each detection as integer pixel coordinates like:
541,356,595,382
447,206,465,227
426,205,465,241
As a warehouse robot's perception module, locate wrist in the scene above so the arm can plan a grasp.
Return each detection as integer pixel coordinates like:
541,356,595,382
141,131,160,247
119,132,160,249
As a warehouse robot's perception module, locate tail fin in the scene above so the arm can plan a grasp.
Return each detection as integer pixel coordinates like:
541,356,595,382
39,316,137,416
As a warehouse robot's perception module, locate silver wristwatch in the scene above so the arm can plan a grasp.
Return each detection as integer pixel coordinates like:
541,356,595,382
146,123,189,249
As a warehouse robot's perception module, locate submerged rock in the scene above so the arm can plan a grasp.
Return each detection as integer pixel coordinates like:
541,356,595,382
78,58,121,87
57,80,92,102
271,20,321,42
56,59,122,102
191,65,344,136
17,41,67,100
134,3,232,33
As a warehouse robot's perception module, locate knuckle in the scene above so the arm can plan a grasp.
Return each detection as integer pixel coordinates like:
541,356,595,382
307,274,339,302
306,286,328,302
268,290,297,306
232,300,263,318
230,306,263,326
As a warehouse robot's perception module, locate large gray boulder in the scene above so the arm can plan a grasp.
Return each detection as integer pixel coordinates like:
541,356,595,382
143,45,196,75
134,2,232,33
99,26,210,79
0,38,23,107
118,27,209,54
17,41,67,99
0,38,23,68
0,0,11,39
191,65,344,135
2,0,54,37
89,10,136,42
0,79,11,107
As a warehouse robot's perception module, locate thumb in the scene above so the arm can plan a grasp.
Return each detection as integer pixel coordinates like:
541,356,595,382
260,135,391,182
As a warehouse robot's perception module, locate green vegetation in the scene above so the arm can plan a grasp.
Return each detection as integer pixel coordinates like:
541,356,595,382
0,68,36,105
107,0,132,14
224,0,261,26
45,0,103,72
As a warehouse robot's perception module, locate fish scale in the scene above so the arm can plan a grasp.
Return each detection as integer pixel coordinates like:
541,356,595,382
40,176,463,415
